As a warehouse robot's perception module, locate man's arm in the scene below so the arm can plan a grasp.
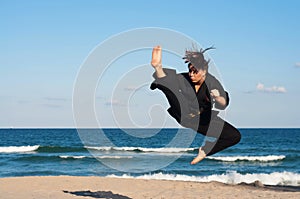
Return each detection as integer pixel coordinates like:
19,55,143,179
208,75,229,110
151,46,166,78
211,89,227,108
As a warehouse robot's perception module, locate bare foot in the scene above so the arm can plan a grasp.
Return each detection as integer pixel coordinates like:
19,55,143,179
191,148,206,165
151,45,162,69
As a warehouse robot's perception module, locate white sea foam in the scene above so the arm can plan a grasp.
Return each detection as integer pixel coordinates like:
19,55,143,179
0,145,39,153
107,171,300,186
207,155,286,162
85,146,195,153
59,155,133,159
96,155,133,159
59,155,86,159
85,146,112,151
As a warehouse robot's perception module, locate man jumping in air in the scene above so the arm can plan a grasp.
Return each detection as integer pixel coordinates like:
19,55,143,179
150,45,241,164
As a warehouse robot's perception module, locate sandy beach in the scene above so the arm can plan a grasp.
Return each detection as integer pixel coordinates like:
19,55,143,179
0,176,299,199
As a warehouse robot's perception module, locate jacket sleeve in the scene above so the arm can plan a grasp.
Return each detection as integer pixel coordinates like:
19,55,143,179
150,68,178,90
207,74,230,110
150,68,184,123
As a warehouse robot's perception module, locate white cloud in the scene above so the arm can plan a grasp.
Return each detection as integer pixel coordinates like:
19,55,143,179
295,62,300,68
256,83,287,93
256,83,264,91
124,86,138,91
44,97,69,102
105,99,126,107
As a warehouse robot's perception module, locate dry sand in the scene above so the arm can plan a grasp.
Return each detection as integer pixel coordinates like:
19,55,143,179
1,176,299,199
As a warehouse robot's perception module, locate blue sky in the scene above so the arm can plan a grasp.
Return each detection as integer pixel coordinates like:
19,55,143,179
1,0,299,128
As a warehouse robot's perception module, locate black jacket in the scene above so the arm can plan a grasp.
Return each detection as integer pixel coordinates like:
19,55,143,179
150,68,229,126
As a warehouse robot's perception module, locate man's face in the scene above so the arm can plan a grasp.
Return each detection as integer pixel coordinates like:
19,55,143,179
188,65,206,84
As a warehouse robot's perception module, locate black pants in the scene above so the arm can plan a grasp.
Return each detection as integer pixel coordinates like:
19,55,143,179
195,117,241,156
156,84,241,156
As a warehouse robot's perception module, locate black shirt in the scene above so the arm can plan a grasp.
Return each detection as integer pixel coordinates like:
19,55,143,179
151,68,229,126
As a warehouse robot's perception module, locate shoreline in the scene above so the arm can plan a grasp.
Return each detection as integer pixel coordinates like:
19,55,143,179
1,176,299,199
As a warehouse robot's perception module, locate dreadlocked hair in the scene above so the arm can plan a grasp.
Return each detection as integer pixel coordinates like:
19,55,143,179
183,45,215,71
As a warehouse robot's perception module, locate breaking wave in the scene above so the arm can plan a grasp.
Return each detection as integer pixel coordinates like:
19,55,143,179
85,146,195,153
207,155,286,162
107,171,300,186
59,155,133,159
0,145,40,153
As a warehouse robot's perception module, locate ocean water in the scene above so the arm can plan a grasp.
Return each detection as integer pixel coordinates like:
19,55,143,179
0,128,299,186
